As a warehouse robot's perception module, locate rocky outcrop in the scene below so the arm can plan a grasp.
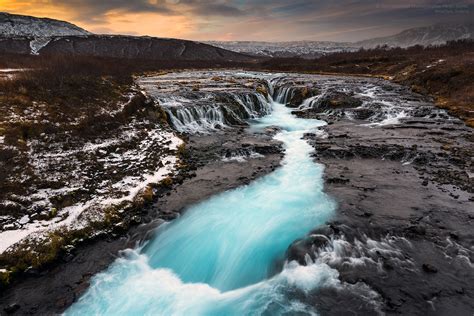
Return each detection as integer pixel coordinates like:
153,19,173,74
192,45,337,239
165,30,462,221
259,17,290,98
287,87,319,108
317,91,362,109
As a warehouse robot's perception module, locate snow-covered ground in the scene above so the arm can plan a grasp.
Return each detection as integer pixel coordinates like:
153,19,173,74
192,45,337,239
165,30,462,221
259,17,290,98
0,133,181,253
0,89,183,255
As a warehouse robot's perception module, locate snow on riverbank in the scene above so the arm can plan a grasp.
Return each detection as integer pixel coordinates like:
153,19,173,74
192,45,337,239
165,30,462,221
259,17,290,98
0,131,182,254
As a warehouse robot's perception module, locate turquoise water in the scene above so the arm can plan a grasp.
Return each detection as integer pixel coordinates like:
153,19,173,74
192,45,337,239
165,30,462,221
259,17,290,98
66,100,336,315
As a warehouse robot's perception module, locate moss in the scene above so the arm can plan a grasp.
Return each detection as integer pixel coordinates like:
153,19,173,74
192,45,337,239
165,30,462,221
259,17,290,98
177,143,186,157
0,270,12,287
466,118,474,128
0,229,67,273
49,207,58,219
160,176,173,188
256,85,268,96
41,231,67,265
103,205,122,225
142,185,154,202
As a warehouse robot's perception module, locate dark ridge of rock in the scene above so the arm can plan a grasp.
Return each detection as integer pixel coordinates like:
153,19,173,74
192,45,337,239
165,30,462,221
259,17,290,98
317,91,362,110
36,35,256,61
0,37,31,55
287,87,319,108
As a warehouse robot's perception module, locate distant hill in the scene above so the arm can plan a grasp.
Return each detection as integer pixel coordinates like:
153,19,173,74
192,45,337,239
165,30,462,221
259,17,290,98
205,41,357,59
38,35,254,61
356,23,473,48
0,12,90,37
207,23,473,58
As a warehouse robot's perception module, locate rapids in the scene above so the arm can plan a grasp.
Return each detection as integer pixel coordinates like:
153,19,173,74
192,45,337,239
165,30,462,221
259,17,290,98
65,78,337,315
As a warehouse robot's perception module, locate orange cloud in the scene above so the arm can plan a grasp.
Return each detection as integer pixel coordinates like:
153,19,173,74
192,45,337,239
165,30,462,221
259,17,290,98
0,0,73,21
95,11,195,37
0,0,196,38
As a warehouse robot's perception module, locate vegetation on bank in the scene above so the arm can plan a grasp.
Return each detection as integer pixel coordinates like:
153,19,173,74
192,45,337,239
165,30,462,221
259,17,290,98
0,55,181,289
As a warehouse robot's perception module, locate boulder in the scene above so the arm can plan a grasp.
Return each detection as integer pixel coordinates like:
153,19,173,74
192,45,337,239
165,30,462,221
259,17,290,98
287,87,319,108
316,91,362,111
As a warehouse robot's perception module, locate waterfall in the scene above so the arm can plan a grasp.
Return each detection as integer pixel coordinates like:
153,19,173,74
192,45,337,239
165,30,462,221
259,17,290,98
156,92,272,134
135,72,277,134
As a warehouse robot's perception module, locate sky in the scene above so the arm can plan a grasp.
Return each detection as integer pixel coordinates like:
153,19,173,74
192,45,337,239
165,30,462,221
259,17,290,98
0,0,472,41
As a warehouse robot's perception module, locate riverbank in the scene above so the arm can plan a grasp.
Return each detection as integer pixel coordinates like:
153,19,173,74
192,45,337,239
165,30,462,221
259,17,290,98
0,128,283,314
284,76,474,314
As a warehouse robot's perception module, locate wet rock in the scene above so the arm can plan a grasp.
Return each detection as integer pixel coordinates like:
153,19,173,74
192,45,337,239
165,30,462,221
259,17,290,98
422,263,438,273
351,107,377,120
327,177,350,184
287,87,319,108
316,91,362,111
4,303,20,314
286,234,330,264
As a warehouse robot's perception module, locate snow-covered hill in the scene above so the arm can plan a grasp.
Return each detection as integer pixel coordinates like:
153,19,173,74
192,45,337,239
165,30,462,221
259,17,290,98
0,12,90,38
207,23,472,58
356,23,473,48
205,41,357,59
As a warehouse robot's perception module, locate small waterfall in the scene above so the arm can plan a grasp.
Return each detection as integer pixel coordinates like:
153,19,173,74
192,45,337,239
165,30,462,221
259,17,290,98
155,92,272,134
273,86,293,104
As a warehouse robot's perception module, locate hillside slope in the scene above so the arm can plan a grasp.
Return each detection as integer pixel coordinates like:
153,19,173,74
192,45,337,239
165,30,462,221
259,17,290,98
38,35,255,61
0,12,90,37
357,23,473,48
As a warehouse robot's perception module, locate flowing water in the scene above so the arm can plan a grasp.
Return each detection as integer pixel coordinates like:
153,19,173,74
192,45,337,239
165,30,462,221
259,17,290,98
66,82,337,315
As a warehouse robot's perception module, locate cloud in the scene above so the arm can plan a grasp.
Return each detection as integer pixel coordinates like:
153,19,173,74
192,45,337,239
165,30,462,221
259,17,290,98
49,0,177,24
189,3,246,17
1,0,472,41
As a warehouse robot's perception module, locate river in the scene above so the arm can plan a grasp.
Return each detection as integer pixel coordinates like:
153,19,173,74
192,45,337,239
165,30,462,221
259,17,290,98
65,79,337,315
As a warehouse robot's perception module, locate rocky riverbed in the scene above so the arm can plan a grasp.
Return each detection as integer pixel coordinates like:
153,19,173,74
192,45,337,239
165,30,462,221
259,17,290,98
281,75,474,314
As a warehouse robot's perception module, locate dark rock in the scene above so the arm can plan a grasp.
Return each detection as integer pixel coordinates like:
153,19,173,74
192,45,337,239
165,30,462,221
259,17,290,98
4,303,20,314
422,263,438,273
286,234,331,264
287,87,319,108
327,177,350,184
316,91,363,112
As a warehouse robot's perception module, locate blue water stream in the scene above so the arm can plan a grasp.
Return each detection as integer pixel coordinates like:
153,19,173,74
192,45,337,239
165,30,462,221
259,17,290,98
66,97,336,315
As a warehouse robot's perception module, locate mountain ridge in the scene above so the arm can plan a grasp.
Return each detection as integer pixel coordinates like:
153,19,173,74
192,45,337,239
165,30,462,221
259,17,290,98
356,23,473,48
